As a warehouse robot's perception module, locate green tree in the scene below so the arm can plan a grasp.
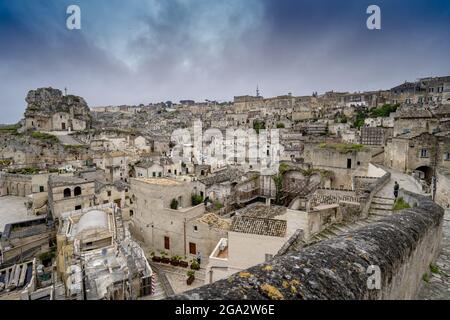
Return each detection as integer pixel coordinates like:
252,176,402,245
253,120,266,134
191,194,204,206
170,198,179,210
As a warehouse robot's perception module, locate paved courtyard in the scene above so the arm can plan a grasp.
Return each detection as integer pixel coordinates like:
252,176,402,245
0,196,32,232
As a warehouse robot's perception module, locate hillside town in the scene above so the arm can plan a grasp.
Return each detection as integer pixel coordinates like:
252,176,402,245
1,75,449,300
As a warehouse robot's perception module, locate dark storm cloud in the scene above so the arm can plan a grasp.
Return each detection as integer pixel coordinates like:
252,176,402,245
0,0,450,123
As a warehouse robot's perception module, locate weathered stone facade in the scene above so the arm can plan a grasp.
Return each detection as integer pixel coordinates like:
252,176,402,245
24,88,91,132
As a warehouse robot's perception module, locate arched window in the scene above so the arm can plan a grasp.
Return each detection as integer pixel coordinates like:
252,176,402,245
63,188,71,198
74,186,82,196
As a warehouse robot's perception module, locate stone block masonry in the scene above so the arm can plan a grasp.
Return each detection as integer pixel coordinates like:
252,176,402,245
170,192,443,300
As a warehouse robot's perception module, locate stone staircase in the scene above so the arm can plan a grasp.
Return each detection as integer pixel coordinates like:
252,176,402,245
153,262,207,282
114,210,126,242
55,134,84,146
145,272,168,300
309,196,395,244
367,196,395,220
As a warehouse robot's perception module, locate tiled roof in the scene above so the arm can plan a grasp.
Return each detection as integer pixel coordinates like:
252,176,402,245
231,216,287,237
199,168,243,186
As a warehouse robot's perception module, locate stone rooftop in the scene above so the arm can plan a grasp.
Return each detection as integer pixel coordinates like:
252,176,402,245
197,213,231,230
234,202,287,219
49,175,93,187
231,216,287,237
198,167,244,187
134,177,182,186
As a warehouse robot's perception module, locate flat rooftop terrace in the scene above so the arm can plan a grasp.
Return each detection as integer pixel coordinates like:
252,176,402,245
0,196,35,233
134,178,182,186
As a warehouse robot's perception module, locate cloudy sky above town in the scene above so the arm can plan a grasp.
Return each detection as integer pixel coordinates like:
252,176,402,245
1,0,450,123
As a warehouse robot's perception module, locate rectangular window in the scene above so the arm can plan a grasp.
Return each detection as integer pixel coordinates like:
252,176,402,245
193,225,198,232
39,186,45,192
75,205,82,210
189,242,197,255
444,152,450,161
420,149,429,158
347,159,352,169
107,191,112,196
164,236,170,250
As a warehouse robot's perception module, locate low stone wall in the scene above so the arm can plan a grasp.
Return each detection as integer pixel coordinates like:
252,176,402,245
359,165,391,217
436,169,450,209
171,192,443,300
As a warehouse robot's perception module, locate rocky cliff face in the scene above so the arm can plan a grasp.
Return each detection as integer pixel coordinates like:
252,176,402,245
24,87,91,121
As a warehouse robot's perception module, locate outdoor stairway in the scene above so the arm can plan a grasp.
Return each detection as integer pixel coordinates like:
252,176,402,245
55,134,84,146
146,272,167,300
309,196,396,245
369,196,395,218
153,262,207,282
114,210,126,242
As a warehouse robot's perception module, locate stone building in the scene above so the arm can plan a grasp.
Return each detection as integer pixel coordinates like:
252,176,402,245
0,172,51,197
56,204,153,300
390,76,450,105
129,177,210,259
393,107,438,137
134,157,181,179
360,127,387,146
48,175,96,219
23,88,92,132
302,143,372,189
92,151,130,183
385,131,450,183
205,203,306,284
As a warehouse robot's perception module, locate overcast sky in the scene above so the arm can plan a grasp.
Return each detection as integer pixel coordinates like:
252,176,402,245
1,0,450,123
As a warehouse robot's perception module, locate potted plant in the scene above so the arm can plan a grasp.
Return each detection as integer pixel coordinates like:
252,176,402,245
179,256,189,268
190,259,200,270
161,251,170,264
170,255,181,266
151,251,162,263
186,270,195,285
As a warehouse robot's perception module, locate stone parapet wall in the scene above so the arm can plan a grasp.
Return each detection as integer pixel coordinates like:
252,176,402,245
436,169,450,209
170,191,443,300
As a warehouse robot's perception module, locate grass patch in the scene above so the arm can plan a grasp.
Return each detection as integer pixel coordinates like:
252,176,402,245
422,273,430,283
430,264,440,274
0,124,21,135
214,201,224,210
429,264,450,277
393,197,411,211
63,144,88,153
8,167,40,175
318,142,365,153
369,104,399,118
31,131,59,144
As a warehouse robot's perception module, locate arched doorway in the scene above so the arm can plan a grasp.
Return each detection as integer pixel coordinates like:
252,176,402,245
414,166,433,183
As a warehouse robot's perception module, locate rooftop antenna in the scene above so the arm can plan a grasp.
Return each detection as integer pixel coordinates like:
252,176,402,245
64,87,68,96
256,85,260,97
